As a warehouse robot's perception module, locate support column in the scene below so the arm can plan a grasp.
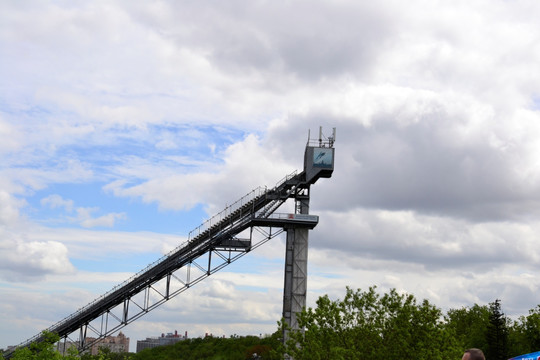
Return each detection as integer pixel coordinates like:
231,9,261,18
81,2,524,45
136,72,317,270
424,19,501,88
282,187,310,344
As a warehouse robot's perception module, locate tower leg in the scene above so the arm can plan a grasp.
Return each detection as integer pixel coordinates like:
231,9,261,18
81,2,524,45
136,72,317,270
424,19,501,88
282,188,310,346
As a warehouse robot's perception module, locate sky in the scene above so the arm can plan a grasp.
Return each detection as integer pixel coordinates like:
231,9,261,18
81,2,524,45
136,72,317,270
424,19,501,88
2,0,540,352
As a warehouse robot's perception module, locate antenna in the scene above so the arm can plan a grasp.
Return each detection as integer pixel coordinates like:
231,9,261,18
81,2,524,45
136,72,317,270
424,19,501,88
328,127,336,147
306,127,336,148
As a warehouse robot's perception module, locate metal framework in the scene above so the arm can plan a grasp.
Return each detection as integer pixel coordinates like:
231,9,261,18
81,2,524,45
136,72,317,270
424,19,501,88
282,186,311,342
57,223,288,354
4,128,335,359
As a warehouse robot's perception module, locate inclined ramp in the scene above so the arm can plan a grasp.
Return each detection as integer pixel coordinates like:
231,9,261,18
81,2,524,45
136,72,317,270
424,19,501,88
7,170,310,356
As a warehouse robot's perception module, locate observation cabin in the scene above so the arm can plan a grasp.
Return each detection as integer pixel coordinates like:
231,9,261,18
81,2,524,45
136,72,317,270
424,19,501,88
304,127,336,184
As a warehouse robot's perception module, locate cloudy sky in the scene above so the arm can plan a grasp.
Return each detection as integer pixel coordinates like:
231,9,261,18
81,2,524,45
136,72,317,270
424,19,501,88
2,0,540,352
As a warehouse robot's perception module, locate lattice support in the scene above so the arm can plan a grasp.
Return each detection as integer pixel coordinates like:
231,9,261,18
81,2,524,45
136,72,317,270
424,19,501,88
283,186,310,343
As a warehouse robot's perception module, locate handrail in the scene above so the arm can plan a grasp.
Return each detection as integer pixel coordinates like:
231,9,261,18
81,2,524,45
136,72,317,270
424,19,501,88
187,186,267,241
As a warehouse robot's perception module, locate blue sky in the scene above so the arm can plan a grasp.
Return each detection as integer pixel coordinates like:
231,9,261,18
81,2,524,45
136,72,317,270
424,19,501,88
3,0,540,354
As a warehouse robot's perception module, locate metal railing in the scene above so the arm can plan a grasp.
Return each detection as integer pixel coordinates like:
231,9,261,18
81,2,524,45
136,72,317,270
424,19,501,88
187,186,267,240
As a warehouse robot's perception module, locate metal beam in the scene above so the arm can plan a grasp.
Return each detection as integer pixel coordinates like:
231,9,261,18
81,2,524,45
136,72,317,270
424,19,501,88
283,186,311,343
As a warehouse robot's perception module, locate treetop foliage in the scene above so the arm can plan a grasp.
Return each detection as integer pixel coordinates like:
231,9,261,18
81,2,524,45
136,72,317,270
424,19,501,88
283,286,460,360
3,286,540,360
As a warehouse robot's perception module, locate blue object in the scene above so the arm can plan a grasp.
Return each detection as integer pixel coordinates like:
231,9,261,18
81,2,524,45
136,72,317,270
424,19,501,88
509,351,540,360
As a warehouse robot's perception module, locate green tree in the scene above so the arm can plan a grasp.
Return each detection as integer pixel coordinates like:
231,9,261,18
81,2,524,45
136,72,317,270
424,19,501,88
8,331,79,360
524,305,540,350
131,334,280,360
485,299,509,360
509,304,540,357
283,286,461,360
445,304,490,351
90,346,132,360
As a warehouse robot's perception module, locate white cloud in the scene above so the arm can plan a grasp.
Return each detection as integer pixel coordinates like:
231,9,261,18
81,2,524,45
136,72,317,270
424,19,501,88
41,194,74,213
29,227,184,261
39,196,127,228
0,190,22,226
0,116,22,155
104,133,296,214
0,235,75,282
79,211,127,228
75,207,127,228
312,208,540,272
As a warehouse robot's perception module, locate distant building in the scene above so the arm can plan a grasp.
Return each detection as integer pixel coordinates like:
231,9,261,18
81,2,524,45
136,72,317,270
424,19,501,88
55,340,78,354
136,330,187,353
85,332,130,355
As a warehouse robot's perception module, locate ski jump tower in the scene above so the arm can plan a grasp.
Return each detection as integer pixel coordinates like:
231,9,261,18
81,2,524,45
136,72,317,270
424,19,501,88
282,127,335,339
4,128,335,358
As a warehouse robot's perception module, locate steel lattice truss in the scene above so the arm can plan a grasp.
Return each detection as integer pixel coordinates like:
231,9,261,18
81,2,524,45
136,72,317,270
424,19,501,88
63,225,287,353
6,170,318,358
